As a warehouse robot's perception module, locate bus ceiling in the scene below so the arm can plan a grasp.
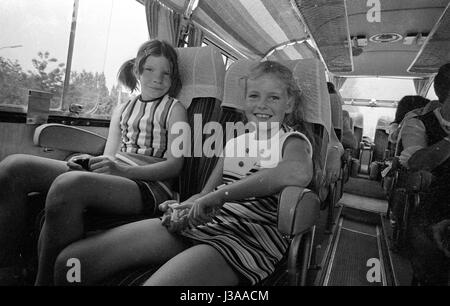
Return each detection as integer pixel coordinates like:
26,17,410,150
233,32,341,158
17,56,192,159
144,0,449,78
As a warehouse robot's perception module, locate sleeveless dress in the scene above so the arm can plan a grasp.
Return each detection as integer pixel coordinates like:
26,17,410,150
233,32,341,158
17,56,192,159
117,94,181,215
180,127,313,284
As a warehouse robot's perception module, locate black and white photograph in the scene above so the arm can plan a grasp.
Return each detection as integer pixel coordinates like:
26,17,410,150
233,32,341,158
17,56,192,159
0,0,448,296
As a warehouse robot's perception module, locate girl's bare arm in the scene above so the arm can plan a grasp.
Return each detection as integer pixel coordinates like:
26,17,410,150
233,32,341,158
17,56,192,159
206,136,313,203
103,104,125,158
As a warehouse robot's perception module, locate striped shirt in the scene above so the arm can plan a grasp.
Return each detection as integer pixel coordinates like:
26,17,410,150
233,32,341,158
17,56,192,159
119,94,179,159
181,128,313,284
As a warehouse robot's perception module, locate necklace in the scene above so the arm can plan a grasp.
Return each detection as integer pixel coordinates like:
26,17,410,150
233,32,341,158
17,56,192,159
138,94,162,103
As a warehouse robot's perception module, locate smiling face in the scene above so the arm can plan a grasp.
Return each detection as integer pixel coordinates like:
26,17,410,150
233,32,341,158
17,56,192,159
139,55,172,101
244,73,293,134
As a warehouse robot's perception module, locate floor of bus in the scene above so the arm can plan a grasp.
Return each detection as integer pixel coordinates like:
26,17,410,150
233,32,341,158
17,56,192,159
309,176,414,286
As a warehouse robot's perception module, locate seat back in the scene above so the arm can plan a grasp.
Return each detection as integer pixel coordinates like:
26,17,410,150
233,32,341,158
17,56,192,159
221,58,254,143
329,92,343,141
341,110,356,150
282,59,331,202
350,112,364,158
373,116,391,161
386,103,439,249
175,46,226,200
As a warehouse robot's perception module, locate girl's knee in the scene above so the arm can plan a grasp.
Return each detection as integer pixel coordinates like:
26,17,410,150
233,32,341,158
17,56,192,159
45,172,90,216
0,154,31,180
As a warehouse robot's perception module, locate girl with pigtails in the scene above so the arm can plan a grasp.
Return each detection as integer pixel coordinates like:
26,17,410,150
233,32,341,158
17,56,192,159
0,39,188,285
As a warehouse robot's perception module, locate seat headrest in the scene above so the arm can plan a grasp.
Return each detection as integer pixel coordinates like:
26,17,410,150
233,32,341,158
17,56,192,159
221,59,257,110
329,93,343,130
349,112,364,128
176,46,225,109
282,58,332,137
376,116,392,131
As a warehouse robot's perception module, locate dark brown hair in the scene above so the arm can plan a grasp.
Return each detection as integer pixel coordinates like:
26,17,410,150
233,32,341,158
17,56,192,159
117,39,181,97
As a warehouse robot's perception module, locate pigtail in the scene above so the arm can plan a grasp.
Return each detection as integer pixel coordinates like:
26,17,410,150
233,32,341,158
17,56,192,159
118,58,138,92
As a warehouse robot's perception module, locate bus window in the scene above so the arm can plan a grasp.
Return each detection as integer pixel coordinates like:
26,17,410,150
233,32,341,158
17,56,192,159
0,0,72,109
426,82,439,101
343,105,395,140
340,77,417,102
0,0,148,118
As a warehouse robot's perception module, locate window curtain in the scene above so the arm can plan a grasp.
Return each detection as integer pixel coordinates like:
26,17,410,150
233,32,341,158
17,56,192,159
186,22,204,47
145,0,181,47
331,75,347,91
413,77,434,97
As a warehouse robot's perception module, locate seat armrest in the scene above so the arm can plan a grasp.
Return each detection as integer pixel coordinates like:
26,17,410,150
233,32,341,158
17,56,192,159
33,123,107,156
278,186,321,236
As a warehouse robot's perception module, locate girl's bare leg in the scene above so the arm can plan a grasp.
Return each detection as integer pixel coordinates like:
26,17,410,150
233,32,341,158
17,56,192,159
35,171,151,285
143,244,240,286
0,154,67,266
53,218,188,285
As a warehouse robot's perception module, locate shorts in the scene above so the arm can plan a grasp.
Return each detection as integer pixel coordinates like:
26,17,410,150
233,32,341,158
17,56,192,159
133,180,174,217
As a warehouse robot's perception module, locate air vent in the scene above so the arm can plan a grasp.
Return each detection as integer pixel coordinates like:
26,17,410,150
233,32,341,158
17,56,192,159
369,33,403,43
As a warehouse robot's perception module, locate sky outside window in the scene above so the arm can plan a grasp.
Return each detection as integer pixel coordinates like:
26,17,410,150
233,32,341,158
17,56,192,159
0,0,149,113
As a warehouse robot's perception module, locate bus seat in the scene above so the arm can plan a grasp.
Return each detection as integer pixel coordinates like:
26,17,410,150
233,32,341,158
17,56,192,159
283,58,340,236
176,46,226,200
329,92,343,142
386,158,433,250
328,92,344,194
385,114,435,250
328,92,346,202
373,116,391,162
282,58,331,205
220,57,251,143
350,112,364,158
341,110,357,151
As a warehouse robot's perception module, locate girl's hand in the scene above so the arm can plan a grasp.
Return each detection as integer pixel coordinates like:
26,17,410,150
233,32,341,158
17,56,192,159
177,192,224,226
161,201,190,232
159,200,178,213
88,155,128,176
67,154,93,171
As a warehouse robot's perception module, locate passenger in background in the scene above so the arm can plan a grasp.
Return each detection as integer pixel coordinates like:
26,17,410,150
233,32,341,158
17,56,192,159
51,61,314,286
400,63,450,285
388,95,430,145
